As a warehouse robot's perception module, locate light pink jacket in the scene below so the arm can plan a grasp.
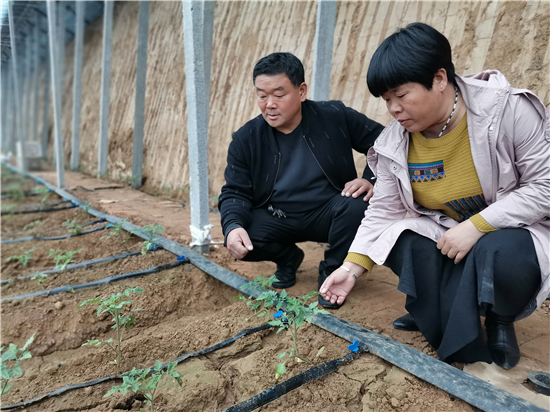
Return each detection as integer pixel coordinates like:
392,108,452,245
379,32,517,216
349,71,550,319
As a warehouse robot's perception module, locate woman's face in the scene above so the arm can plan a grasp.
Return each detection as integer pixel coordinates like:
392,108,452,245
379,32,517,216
381,71,450,136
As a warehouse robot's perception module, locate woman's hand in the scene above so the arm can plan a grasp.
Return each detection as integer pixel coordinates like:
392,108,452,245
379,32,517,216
437,219,485,264
319,263,365,305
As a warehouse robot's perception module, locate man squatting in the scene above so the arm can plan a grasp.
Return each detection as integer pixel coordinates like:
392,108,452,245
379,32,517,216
218,53,384,308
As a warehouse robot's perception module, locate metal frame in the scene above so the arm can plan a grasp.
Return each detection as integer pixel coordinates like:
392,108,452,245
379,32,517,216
71,0,85,171
311,1,337,101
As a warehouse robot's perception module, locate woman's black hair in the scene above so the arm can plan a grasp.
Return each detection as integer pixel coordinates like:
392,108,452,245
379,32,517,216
253,52,305,88
367,22,457,97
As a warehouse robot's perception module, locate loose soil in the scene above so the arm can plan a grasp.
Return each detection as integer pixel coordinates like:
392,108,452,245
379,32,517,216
1,170,547,412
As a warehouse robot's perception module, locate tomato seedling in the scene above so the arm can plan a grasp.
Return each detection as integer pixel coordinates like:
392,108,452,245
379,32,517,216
5,248,37,267
101,219,132,250
62,218,83,235
140,224,164,264
48,248,83,270
1,335,35,394
80,287,144,368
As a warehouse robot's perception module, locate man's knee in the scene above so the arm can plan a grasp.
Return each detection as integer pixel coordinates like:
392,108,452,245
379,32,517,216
335,196,368,222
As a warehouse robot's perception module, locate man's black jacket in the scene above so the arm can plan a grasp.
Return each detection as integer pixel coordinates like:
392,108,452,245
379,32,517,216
219,99,384,237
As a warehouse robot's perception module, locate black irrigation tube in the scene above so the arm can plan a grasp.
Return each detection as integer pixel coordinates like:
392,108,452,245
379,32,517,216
1,225,107,244
1,204,78,215
0,250,143,285
2,218,105,238
76,185,123,191
0,260,187,303
0,324,272,410
3,163,547,412
19,199,71,209
224,349,365,412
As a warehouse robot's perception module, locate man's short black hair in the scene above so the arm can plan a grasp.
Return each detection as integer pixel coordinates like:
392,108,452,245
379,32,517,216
253,52,305,88
367,22,457,97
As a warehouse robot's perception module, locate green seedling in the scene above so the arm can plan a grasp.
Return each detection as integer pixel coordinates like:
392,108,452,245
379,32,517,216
104,361,181,412
237,275,278,320
240,277,329,379
1,335,35,394
81,202,91,214
62,218,83,235
1,204,16,218
23,218,48,233
101,219,132,250
48,248,83,270
140,224,164,264
80,287,144,368
5,183,25,200
31,273,48,284
35,187,50,203
5,248,37,267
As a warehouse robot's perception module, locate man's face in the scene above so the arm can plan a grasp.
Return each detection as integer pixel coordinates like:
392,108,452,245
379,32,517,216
255,74,307,134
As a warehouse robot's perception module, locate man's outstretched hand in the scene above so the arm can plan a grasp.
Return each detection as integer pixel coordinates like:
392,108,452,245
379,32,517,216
227,227,253,259
341,178,374,202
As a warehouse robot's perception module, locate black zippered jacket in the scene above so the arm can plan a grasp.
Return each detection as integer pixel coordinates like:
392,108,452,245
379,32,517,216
219,100,384,237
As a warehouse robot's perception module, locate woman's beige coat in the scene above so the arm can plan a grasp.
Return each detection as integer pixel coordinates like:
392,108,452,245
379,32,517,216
349,71,550,319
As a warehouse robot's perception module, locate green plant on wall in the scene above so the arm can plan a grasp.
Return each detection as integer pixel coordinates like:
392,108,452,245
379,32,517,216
1,335,35,394
104,361,182,412
5,248,37,267
48,248,83,270
80,287,144,368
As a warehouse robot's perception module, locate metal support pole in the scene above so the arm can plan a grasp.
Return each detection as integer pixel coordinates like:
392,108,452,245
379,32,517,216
42,44,51,159
131,1,150,189
202,1,214,104
182,1,211,255
1,67,8,153
311,1,337,101
98,0,114,177
57,1,65,109
24,34,32,145
7,69,16,155
47,1,66,187
8,1,25,171
32,12,41,143
71,0,85,171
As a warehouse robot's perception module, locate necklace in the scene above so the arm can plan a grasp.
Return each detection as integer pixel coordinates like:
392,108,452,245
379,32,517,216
438,85,459,138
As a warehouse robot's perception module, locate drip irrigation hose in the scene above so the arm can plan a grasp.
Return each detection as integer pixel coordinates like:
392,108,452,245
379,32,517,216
0,324,272,410
76,185,123,191
223,350,364,412
1,225,107,244
1,204,78,216
0,250,143,285
19,199,71,209
1,258,188,303
4,164,547,412
2,219,105,238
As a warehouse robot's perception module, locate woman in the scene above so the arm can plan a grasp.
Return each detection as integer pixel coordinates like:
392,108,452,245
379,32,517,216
320,22,549,368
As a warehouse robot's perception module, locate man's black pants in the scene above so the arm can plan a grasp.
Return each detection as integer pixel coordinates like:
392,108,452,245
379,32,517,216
241,194,368,276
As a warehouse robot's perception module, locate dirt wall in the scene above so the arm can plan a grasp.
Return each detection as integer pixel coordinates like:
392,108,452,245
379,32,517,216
43,1,549,197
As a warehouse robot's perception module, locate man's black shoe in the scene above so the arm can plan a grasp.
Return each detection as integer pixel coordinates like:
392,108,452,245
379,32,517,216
317,270,342,309
392,313,420,331
485,312,521,369
272,247,304,289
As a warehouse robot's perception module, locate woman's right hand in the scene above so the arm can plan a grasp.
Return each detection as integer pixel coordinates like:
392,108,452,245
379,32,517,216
320,263,364,306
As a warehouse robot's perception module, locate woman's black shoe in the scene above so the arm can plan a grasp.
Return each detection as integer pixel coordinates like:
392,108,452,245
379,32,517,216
392,313,420,331
485,312,521,369
271,247,304,289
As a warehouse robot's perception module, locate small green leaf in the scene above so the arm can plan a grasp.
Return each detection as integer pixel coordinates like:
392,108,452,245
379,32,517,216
274,363,286,379
276,352,286,359
316,346,325,358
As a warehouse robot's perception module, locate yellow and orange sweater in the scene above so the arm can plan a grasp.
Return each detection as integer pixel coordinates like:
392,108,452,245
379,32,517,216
347,114,496,272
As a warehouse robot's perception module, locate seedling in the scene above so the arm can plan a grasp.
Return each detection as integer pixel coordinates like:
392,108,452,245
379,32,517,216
48,248,83,270
5,183,25,200
23,218,48,233
140,224,164,263
80,287,144,368
1,204,16,218
5,248,37,267
104,361,181,412
35,187,51,203
101,219,132,250
81,201,91,214
237,275,278,319
1,335,35,394
63,218,83,235
31,273,48,284
240,277,329,378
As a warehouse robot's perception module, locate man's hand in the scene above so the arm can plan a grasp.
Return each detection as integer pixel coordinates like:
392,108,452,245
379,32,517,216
226,227,253,259
341,178,374,202
319,263,365,306
437,219,485,264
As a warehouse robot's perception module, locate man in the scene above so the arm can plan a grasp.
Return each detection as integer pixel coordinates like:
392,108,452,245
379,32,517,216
219,52,383,308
